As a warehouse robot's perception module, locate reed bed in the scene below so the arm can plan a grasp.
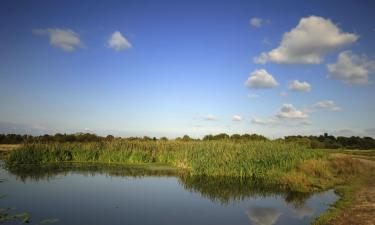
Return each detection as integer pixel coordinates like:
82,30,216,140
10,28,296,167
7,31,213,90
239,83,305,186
6,140,325,180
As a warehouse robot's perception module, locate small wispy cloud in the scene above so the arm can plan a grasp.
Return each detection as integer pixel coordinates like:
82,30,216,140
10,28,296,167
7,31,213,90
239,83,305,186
288,80,312,92
249,17,270,28
250,17,263,28
312,100,342,111
232,115,243,121
276,104,308,119
203,115,218,121
33,28,84,52
108,31,132,51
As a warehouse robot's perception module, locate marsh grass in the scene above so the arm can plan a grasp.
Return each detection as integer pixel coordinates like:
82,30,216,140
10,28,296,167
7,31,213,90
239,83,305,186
6,140,323,176
5,140,364,192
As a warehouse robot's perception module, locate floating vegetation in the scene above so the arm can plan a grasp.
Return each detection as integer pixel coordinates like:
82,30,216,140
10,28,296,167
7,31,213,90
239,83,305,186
39,218,60,224
0,207,30,224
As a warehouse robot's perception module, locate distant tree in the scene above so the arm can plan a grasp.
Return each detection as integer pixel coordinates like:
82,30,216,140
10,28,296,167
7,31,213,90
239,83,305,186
202,134,214,141
143,136,152,141
105,135,115,141
182,135,192,141
230,134,241,140
160,137,168,141
213,133,230,140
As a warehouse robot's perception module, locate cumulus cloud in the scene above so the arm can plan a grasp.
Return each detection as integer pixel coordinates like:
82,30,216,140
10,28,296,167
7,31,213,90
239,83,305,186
276,104,308,119
251,104,310,126
327,51,375,85
253,16,358,64
108,31,132,51
203,115,218,121
250,17,263,28
33,28,83,51
288,80,312,92
232,115,243,121
313,100,342,111
245,69,279,89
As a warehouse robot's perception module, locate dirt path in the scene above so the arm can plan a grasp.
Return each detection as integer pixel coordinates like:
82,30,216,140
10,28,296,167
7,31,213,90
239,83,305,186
332,156,375,225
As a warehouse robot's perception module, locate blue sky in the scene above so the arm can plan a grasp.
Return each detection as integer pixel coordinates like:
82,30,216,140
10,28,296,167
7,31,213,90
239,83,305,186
0,0,375,138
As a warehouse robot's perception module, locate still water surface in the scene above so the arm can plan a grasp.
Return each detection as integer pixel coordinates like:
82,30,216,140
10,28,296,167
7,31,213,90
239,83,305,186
0,162,337,225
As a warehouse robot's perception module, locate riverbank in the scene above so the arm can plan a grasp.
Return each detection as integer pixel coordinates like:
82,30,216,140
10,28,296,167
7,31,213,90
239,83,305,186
4,141,364,192
3,141,374,224
313,155,375,225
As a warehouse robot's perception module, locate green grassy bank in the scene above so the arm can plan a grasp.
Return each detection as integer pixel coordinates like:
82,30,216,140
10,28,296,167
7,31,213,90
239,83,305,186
5,140,364,193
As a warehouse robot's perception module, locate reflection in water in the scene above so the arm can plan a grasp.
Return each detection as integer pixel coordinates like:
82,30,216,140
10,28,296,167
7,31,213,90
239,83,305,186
5,163,177,181
179,175,313,205
5,163,312,206
246,207,282,225
1,162,338,225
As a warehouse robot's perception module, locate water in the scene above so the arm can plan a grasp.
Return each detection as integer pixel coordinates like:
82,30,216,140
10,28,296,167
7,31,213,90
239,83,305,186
0,162,337,225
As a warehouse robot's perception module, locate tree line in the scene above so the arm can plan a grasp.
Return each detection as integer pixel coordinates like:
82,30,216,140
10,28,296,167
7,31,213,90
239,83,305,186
0,132,374,150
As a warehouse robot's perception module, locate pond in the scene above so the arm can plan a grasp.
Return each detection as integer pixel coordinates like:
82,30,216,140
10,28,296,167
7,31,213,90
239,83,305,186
0,162,337,225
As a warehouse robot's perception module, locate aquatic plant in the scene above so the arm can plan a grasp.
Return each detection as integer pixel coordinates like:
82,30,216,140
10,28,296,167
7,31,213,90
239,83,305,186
6,140,323,178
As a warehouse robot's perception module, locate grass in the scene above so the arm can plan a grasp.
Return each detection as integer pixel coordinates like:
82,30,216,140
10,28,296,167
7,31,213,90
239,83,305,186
312,167,372,225
335,149,375,161
4,140,372,224
6,140,324,177
0,144,21,159
4,140,365,193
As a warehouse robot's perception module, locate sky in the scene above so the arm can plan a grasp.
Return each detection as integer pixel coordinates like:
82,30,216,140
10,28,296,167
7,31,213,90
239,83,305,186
0,0,375,138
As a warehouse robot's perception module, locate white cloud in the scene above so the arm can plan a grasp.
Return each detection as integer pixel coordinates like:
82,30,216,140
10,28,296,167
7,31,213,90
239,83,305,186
203,115,218,121
276,104,308,119
33,28,83,52
327,51,375,85
253,16,358,64
279,91,288,97
232,115,243,121
250,17,263,28
251,117,277,126
108,31,132,51
313,100,342,111
288,80,312,92
245,69,279,89
251,117,311,127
